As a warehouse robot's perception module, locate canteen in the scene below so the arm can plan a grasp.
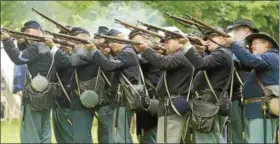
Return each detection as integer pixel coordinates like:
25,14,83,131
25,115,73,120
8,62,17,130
31,73,49,92
269,98,279,116
80,90,99,108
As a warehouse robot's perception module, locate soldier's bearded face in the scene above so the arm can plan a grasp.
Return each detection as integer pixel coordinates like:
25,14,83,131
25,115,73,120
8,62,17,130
232,26,251,41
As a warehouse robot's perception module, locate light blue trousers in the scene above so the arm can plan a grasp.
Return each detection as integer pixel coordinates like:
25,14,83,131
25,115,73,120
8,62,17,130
98,106,133,143
52,108,73,143
246,118,278,143
71,107,94,143
20,104,51,143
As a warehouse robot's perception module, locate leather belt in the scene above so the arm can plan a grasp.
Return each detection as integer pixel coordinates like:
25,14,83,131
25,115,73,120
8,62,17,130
244,97,265,105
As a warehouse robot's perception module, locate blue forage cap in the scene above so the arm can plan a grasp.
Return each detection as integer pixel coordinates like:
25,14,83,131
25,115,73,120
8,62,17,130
71,27,90,36
21,20,43,32
107,29,121,36
97,26,109,35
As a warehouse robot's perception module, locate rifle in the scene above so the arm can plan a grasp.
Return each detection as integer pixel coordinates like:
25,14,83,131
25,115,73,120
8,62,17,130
94,34,141,45
44,30,112,49
2,28,74,48
163,12,205,29
149,42,166,51
44,30,92,44
114,19,164,39
137,21,204,46
185,13,230,37
32,8,71,33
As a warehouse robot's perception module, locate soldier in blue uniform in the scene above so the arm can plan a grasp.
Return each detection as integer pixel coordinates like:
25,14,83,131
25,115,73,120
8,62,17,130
133,31,194,143
183,27,233,143
129,29,162,143
225,32,279,143
89,29,137,143
1,20,72,143
226,18,259,143
68,27,101,143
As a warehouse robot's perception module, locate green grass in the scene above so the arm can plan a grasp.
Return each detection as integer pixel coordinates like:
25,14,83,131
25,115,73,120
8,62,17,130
1,118,138,143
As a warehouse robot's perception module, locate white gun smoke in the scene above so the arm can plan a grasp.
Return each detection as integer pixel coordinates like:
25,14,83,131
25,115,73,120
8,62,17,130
2,1,168,37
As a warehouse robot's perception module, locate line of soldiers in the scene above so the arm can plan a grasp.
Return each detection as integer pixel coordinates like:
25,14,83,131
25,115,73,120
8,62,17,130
0,17,278,143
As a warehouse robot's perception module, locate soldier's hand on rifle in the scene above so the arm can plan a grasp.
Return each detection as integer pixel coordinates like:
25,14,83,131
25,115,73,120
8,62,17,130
85,43,96,50
195,45,207,54
134,40,149,53
17,38,26,44
101,48,111,56
224,37,235,48
44,38,54,48
156,49,165,54
0,31,10,41
179,37,190,45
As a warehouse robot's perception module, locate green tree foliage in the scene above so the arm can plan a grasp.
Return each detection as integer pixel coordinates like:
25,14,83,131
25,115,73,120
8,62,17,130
1,1,278,41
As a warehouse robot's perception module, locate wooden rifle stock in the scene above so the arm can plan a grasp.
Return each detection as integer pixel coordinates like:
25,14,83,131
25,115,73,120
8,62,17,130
2,28,74,47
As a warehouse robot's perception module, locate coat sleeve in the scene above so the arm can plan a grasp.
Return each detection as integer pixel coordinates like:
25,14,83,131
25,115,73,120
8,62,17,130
91,49,138,72
141,48,188,70
69,47,92,67
53,48,72,69
2,38,40,65
230,41,271,70
184,47,231,71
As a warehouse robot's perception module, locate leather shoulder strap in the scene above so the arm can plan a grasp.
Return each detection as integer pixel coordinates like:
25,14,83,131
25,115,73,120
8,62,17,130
253,70,269,97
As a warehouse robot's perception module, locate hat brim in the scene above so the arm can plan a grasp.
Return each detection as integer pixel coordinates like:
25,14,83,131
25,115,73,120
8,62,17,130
226,23,259,33
203,33,221,41
21,26,43,32
245,33,279,49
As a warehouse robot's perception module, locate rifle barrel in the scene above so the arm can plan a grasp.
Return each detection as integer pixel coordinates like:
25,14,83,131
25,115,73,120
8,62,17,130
137,21,185,37
3,28,75,47
114,19,164,39
163,12,205,29
137,21,204,46
32,8,71,33
94,34,141,45
44,30,91,44
185,13,230,37
3,28,48,40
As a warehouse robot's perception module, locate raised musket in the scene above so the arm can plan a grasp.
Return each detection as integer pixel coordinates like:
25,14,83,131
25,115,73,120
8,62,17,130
137,21,204,46
32,8,71,33
94,34,142,45
163,12,205,29
2,28,74,48
44,30,91,44
185,13,230,37
114,19,164,39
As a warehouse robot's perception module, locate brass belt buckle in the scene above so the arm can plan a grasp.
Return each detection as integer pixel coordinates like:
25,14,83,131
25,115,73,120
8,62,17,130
261,98,268,111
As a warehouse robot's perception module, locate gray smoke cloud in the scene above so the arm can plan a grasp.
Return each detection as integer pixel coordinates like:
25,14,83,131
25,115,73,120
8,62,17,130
2,1,168,37
83,1,168,36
